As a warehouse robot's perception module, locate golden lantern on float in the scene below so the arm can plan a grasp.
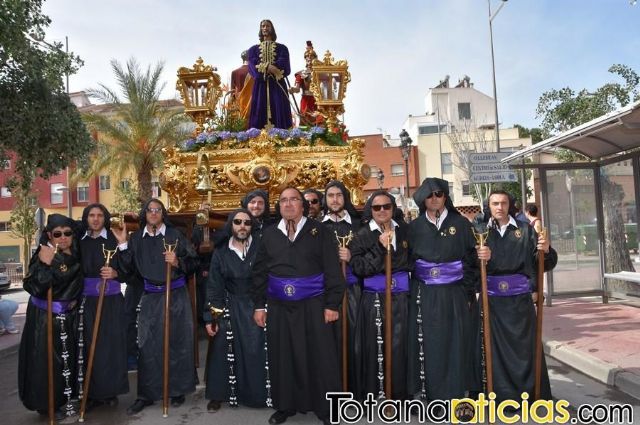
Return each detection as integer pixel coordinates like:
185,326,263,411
176,57,222,133
310,50,351,130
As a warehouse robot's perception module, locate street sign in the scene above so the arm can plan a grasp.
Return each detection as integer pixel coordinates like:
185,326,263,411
469,152,516,183
469,171,518,183
468,152,511,163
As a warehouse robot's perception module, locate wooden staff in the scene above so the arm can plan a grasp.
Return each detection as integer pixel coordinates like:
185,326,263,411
384,225,393,400
162,239,178,418
79,245,117,422
534,227,547,399
473,229,493,394
335,231,353,392
47,251,55,425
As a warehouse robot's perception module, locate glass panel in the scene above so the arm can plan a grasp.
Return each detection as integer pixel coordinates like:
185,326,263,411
600,160,638,296
546,169,600,293
331,73,341,100
319,73,331,100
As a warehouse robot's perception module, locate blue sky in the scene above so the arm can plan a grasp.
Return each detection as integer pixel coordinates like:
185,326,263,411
42,0,640,137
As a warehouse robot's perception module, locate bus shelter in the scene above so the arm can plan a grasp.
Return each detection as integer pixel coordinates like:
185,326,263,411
503,100,640,305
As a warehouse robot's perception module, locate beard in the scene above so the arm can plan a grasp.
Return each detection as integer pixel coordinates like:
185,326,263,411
233,231,249,242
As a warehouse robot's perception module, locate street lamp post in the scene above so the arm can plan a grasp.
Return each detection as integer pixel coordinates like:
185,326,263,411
399,129,413,200
488,0,508,153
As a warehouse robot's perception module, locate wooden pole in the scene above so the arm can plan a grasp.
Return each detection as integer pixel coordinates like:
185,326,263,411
79,246,116,422
384,230,393,400
162,240,178,417
341,262,348,392
47,286,55,425
474,230,493,394
534,228,547,399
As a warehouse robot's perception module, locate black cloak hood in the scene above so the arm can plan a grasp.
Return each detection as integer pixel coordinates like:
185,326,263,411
362,190,404,225
240,189,271,222
222,208,256,239
139,198,172,228
322,180,360,221
40,213,78,247
413,177,459,216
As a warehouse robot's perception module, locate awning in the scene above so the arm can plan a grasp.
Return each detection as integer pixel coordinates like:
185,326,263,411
502,100,640,164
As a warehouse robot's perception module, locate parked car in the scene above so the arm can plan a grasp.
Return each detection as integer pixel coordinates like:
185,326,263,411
0,263,6,274
0,272,10,291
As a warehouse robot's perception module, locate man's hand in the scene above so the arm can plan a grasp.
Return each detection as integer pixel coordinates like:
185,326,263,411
254,310,267,328
324,309,339,324
537,232,550,254
164,251,179,267
378,230,393,250
38,244,56,266
476,245,491,262
338,247,351,262
100,266,118,280
111,222,128,245
205,322,219,337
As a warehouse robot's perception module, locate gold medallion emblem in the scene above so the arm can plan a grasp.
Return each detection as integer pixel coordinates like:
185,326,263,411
449,226,456,235
284,284,296,297
514,229,522,238
402,240,408,249
311,228,318,236
59,264,67,273
430,267,441,278
499,281,509,292
391,278,397,289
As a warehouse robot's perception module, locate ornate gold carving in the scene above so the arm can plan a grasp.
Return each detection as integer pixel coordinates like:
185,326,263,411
289,161,337,189
160,147,191,212
176,57,222,131
339,138,368,205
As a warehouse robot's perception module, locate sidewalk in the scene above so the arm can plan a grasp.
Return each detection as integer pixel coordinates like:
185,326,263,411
543,296,640,400
2,295,639,401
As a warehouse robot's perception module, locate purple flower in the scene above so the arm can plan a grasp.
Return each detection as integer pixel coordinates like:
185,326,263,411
205,133,218,144
182,139,196,150
196,132,207,143
310,126,325,135
246,128,261,138
217,131,232,140
290,127,304,138
236,131,249,142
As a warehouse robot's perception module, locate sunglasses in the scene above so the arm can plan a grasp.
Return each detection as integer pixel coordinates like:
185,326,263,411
146,207,162,213
52,230,74,238
307,198,320,205
371,203,392,212
427,191,445,199
233,219,252,226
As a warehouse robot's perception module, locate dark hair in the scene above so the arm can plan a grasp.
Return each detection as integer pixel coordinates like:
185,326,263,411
276,186,309,217
525,203,538,217
488,190,518,218
139,198,171,228
258,19,277,42
303,188,323,204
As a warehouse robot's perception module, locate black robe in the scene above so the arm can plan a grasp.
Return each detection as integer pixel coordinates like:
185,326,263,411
204,238,267,406
79,233,129,400
252,218,344,419
117,226,198,401
19,248,83,412
349,222,411,401
477,220,558,402
322,215,361,396
406,211,479,400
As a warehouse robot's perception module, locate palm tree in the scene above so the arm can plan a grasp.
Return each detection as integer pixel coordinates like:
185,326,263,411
81,58,189,200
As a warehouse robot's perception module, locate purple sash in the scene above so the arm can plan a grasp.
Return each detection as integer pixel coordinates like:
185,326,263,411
415,259,463,285
143,276,186,293
363,271,409,293
487,274,530,296
345,266,358,286
30,296,74,314
267,273,325,301
83,278,121,297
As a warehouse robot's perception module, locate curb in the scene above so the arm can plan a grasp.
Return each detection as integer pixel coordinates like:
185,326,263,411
544,338,640,401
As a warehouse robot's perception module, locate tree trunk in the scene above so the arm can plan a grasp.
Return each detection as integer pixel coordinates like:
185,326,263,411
601,176,635,295
138,167,153,202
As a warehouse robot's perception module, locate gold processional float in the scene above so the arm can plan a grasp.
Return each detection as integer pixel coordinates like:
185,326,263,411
159,51,371,230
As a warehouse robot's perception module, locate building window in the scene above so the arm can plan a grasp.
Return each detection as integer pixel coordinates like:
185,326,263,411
458,102,471,120
418,124,447,135
448,183,455,203
462,180,471,196
441,153,453,174
51,183,64,204
390,164,404,177
121,179,131,191
77,182,89,202
99,175,111,190
0,222,11,232
1,187,11,198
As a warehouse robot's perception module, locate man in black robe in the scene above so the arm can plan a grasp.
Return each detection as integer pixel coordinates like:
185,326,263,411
303,188,323,220
349,190,411,401
112,199,199,415
321,180,361,395
407,178,490,402
19,214,83,420
78,204,128,409
252,187,343,425
204,209,266,411
477,190,557,402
